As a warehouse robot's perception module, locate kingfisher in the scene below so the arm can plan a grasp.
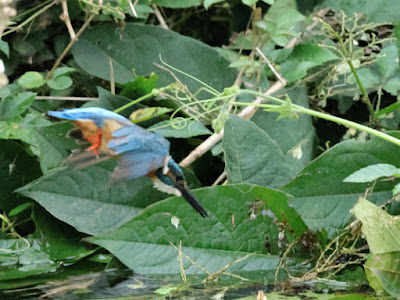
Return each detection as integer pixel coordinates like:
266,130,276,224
48,107,208,217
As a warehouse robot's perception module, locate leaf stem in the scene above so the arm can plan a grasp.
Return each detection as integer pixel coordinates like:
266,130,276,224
234,90,400,147
114,85,171,114
347,58,374,117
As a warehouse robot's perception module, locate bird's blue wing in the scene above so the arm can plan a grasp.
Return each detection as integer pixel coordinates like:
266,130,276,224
48,107,131,127
108,125,170,183
110,152,166,183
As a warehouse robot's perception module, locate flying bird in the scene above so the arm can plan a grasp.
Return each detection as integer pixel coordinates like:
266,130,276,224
48,107,208,217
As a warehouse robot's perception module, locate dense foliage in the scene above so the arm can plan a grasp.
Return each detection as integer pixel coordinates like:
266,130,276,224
1,0,400,298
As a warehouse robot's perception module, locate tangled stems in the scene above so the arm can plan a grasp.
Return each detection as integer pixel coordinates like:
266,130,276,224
232,89,400,147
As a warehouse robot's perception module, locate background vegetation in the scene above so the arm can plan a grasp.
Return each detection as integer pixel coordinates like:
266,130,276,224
1,0,400,298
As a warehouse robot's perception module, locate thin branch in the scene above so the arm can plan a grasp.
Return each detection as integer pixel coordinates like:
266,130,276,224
127,0,138,18
35,96,99,101
108,56,115,94
60,0,76,40
46,13,95,80
152,4,168,30
212,171,227,186
256,47,286,85
179,80,286,167
2,0,58,37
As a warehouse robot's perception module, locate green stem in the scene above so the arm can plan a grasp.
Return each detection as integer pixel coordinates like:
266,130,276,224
114,86,171,114
234,90,400,147
347,59,375,117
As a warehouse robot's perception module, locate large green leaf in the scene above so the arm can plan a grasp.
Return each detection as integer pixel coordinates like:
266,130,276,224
32,206,94,261
365,252,400,298
27,122,78,173
17,161,169,236
251,86,315,180
352,198,400,254
282,134,400,238
0,116,76,173
149,119,212,138
320,0,400,23
279,43,338,83
223,96,314,189
358,45,400,97
0,243,56,281
0,92,36,120
86,185,307,278
344,164,400,183
0,140,41,212
71,23,236,94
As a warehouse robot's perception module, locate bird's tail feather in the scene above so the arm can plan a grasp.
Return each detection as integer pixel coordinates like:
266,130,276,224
176,185,208,218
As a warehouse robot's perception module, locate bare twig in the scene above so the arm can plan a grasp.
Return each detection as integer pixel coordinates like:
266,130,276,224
127,0,138,18
177,241,187,282
274,237,299,285
108,56,115,94
170,242,211,275
256,47,286,85
212,171,227,186
179,80,286,167
35,96,99,101
60,0,76,39
2,0,58,37
46,13,95,80
152,4,168,29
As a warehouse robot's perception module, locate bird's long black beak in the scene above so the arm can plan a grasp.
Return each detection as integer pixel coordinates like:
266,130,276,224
176,185,208,218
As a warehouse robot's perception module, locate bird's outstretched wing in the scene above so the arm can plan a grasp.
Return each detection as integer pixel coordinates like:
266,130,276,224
48,107,131,127
108,125,170,183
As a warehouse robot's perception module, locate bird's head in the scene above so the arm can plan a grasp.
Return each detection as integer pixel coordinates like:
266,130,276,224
155,158,208,217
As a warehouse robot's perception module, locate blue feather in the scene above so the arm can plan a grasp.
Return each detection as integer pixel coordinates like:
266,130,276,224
48,107,131,127
107,125,170,183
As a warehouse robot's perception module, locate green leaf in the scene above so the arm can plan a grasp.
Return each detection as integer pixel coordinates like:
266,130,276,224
120,74,158,99
17,161,168,236
344,163,400,183
223,94,315,190
282,134,400,238
71,23,236,95
86,185,307,277
50,67,75,79
242,0,258,6
0,40,9,57
149,118,212,138
26,122,77,173
17,71,46,89
224,115,290,188
46,76,73,90
395,25,400,67
0,239,57,281
280,43,339,83
204,0,224,9
393,183,400,196
32,206,94,261
319,0,400,23
0,140,41,212
8,202,33,217
265,96,299,120
129,107,172,123
352,198,400,254
251,87,315,183
148,0,201,8
365,252,400,298
257,0,305,47
0,91,35,120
